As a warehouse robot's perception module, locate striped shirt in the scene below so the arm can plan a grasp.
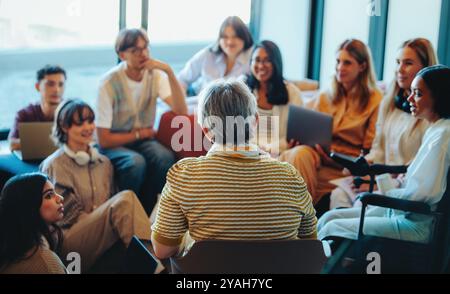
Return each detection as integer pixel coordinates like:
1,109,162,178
151,144,317,246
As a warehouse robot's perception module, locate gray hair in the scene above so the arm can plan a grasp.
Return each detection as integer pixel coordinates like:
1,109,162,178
197,79,257,145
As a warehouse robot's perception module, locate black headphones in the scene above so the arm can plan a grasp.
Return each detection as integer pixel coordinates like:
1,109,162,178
394,89,411,114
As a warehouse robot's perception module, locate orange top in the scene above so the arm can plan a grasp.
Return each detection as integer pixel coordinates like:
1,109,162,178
308,89,383,156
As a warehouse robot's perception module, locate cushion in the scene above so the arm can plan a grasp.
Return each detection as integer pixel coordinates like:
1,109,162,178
156,111,209,159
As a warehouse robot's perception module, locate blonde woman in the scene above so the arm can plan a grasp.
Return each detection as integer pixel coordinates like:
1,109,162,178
330,38,438,209
280,39,382,205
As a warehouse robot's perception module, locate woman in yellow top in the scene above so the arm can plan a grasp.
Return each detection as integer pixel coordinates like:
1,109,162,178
280,39,382,204
330,38,438,209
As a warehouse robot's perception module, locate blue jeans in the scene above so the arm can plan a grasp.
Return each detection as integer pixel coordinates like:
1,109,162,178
99,139,176,215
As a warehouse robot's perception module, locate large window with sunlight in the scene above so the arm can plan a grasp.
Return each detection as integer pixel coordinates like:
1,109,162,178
0,0,120,130
0,0,252,131
382,0,441,83
319,0,371,87
147,0,251,44
0,0,119,49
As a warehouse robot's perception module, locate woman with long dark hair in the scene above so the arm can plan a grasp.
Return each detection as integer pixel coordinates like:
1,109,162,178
0,172,66,273
245,40,303,154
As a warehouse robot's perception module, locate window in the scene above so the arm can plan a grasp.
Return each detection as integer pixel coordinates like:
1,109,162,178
0,0,253,130
382,0,441,84
259,0,311,80
126,0,142,29
319,0,371,86
147,0,251,44
0,0,119,49
0,0,120,129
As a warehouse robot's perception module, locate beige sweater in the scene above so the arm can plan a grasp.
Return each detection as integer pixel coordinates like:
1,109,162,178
365,96,429,165
40,148,114,229
0,239,66,274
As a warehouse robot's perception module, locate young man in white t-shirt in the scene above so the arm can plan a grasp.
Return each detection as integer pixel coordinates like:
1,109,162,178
96,28,187,215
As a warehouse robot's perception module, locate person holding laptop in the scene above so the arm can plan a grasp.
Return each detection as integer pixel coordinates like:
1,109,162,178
40,99,151,273
243,40,303,155
9,65,66,151
279,39,382,205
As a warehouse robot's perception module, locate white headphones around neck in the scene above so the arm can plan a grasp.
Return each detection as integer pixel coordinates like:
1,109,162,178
63,144,100,166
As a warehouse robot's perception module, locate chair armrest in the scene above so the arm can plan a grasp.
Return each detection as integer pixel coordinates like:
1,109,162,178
357,192,432,239
358,192,431,215
370,164,408,175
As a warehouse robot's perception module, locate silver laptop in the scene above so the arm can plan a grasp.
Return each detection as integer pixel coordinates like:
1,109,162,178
287,105,333,152
13,122,57,161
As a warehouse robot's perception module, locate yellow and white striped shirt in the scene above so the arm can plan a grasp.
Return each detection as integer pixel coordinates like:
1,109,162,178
151,144,317,246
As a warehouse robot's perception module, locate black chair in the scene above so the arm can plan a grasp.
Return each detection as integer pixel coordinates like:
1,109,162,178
170,239,328,274
330,152,407,192
323,168,450,273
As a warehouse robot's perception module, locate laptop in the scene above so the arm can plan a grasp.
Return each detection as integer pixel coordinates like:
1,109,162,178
13,122,57,161
287,105,333,152
121,236,162,274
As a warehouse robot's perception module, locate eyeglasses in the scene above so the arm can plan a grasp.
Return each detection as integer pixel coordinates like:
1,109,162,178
251,58,272,66
127,46,149,56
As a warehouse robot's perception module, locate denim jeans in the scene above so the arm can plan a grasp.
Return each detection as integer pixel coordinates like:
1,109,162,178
99,139,176,215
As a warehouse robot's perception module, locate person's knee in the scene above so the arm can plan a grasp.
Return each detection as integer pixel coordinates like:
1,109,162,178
317,210,334,231
159,152,176,171
122,153,147,175
112,190,139,211
318,221,334,240
151,148,176,172
330,188,352,209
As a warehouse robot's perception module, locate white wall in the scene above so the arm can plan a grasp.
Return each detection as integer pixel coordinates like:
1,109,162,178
320,0,370,88
382,0,441,83
259,0,311,80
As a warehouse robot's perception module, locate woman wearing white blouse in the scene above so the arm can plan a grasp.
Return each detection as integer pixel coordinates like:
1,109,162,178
318,65,450,243
177,16,254,96
244,40,303,155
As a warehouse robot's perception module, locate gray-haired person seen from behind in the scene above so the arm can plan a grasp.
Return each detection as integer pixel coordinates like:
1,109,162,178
150,79,317,259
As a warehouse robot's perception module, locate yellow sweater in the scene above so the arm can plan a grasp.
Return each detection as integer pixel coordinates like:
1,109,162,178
152,145,317,246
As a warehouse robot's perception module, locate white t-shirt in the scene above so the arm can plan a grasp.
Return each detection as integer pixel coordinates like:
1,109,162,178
96,70,171,129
